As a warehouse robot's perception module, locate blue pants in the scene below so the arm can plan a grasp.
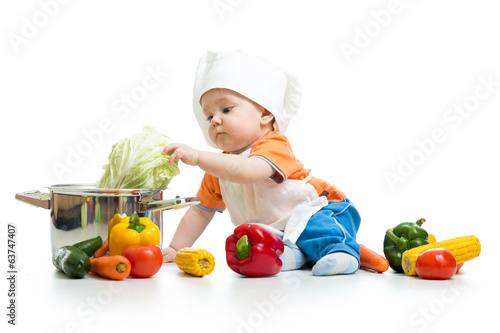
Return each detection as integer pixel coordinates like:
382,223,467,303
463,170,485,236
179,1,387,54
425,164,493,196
295,198,361,265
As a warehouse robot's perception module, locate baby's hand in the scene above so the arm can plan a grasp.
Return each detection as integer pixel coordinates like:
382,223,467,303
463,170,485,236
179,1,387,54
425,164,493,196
162,143,199,166
162,246,177,263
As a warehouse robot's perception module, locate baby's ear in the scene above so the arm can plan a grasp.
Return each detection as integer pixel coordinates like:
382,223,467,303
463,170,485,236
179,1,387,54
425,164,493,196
261,109,276,129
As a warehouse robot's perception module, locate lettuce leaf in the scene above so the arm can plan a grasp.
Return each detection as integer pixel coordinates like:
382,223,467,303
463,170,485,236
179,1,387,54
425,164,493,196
97,126,180,189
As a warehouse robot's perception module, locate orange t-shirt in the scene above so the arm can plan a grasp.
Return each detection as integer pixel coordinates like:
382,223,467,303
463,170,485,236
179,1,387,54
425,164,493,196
196,132,346,212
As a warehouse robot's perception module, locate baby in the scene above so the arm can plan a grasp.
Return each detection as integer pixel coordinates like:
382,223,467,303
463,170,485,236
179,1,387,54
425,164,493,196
162,50,361,276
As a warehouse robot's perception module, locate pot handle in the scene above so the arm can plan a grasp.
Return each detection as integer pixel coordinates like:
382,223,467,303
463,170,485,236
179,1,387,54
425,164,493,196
15,190,51,209
138,196,201,213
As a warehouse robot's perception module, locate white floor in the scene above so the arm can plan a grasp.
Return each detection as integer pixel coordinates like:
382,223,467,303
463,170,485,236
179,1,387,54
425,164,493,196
8,206,491,333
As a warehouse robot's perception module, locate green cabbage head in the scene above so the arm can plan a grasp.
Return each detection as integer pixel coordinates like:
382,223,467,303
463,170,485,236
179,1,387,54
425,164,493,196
97,126,180,189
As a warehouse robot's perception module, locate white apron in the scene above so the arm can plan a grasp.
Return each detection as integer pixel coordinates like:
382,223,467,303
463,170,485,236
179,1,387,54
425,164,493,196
218,149,328,247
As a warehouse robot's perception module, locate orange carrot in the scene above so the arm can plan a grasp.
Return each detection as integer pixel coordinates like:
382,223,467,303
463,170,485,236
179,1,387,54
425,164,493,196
359,244,390,273
93,239,109,258
90,256,131,280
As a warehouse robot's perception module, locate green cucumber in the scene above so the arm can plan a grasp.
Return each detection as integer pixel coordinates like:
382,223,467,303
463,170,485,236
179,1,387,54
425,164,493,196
52,246,91,278
72,236,103,257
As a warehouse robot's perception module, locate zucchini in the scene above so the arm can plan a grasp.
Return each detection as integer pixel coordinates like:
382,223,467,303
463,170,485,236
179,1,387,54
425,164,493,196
73,236,103,257
52,246,91,278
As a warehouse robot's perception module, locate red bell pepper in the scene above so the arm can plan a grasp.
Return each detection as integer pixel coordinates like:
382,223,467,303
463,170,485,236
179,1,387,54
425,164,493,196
225,224,285,277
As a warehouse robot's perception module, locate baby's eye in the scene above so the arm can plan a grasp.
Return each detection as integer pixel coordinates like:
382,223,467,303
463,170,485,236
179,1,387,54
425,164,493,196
223,107,233,113
206,115,213,121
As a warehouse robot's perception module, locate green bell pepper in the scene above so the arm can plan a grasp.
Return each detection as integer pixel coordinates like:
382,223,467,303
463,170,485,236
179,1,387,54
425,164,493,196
383,218,430,272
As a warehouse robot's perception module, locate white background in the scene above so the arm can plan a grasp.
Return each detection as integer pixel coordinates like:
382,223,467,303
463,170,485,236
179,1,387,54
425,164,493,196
1,1,499,332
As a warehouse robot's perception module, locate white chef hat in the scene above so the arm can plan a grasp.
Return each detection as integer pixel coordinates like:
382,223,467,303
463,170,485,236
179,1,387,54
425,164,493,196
193,50,302,148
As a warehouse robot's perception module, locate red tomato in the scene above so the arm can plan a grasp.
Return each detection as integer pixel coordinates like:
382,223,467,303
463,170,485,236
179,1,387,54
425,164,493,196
122,245,163,278
415,248,457,280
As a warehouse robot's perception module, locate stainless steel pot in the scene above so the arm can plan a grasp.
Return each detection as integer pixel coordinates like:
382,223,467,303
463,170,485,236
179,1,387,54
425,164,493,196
15,184,200,253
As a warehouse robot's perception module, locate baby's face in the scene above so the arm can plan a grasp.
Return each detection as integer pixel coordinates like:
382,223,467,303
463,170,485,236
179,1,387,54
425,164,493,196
201,88,271,154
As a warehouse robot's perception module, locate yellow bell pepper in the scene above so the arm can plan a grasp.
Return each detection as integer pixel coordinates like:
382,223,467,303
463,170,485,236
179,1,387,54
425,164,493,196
109,214,160,256
428,234,437,243
108,208,128,240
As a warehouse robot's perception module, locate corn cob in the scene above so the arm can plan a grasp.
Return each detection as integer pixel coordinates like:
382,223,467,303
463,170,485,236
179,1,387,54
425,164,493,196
402,235,481,276
175,247,215,277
